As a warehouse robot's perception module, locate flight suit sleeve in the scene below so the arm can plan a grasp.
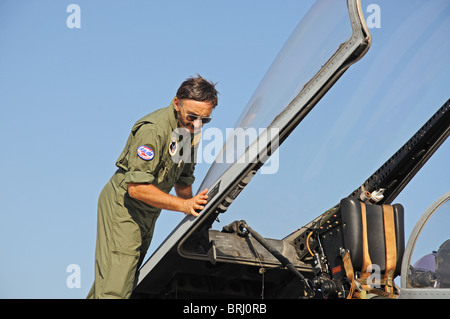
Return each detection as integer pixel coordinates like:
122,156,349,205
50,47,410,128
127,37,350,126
123,124,162,185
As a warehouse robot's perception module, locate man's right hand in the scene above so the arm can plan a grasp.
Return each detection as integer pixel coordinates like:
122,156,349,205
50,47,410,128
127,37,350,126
183,188,209,217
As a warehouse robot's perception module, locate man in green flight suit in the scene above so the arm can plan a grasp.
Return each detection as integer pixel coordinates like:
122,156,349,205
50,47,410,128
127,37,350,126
87,75,219,298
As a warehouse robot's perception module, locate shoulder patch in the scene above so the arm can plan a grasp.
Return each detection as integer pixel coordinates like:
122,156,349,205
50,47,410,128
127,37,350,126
137,145,155,161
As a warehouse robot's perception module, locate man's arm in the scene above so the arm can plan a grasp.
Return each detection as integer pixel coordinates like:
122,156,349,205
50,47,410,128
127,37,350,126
127,183,208,217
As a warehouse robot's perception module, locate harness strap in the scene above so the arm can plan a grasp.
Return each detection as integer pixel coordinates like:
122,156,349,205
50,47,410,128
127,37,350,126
342,251,356,299
382,204,397,293
360,202,372,276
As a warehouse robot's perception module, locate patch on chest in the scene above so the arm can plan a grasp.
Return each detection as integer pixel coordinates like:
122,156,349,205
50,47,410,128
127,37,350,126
168,137,178,156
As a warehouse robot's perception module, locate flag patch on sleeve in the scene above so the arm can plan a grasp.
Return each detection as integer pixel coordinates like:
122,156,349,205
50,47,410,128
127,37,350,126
137,145,155,161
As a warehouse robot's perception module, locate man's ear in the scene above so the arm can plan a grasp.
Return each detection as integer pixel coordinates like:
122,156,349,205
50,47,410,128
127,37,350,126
173,97,180,112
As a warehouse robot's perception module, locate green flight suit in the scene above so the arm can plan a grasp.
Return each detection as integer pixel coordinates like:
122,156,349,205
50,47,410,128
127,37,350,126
87,99,197,299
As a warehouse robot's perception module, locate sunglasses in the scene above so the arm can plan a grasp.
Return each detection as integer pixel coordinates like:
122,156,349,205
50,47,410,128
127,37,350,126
179,101,212,124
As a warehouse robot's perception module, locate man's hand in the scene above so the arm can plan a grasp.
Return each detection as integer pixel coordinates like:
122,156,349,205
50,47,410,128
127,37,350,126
183,188,208,217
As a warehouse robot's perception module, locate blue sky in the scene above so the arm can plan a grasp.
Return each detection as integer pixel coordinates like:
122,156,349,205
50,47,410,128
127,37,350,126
0,1,448,298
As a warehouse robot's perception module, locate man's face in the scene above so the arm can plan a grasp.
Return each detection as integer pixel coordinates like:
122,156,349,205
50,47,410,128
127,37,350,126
174,97,214,133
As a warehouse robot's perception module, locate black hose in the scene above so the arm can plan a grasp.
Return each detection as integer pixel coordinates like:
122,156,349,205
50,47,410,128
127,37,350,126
239,220,314,298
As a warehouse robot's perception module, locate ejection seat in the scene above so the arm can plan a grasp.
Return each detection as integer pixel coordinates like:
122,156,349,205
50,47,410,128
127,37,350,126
320,197,405,297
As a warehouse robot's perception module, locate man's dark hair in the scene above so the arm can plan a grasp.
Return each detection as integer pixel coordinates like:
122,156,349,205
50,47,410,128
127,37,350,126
176,74,219,108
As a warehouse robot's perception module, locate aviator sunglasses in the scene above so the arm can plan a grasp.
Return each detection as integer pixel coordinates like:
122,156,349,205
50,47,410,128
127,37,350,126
179,100,212,124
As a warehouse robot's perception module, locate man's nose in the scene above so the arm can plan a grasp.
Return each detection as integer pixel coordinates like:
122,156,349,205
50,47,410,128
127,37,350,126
193,118,203,128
